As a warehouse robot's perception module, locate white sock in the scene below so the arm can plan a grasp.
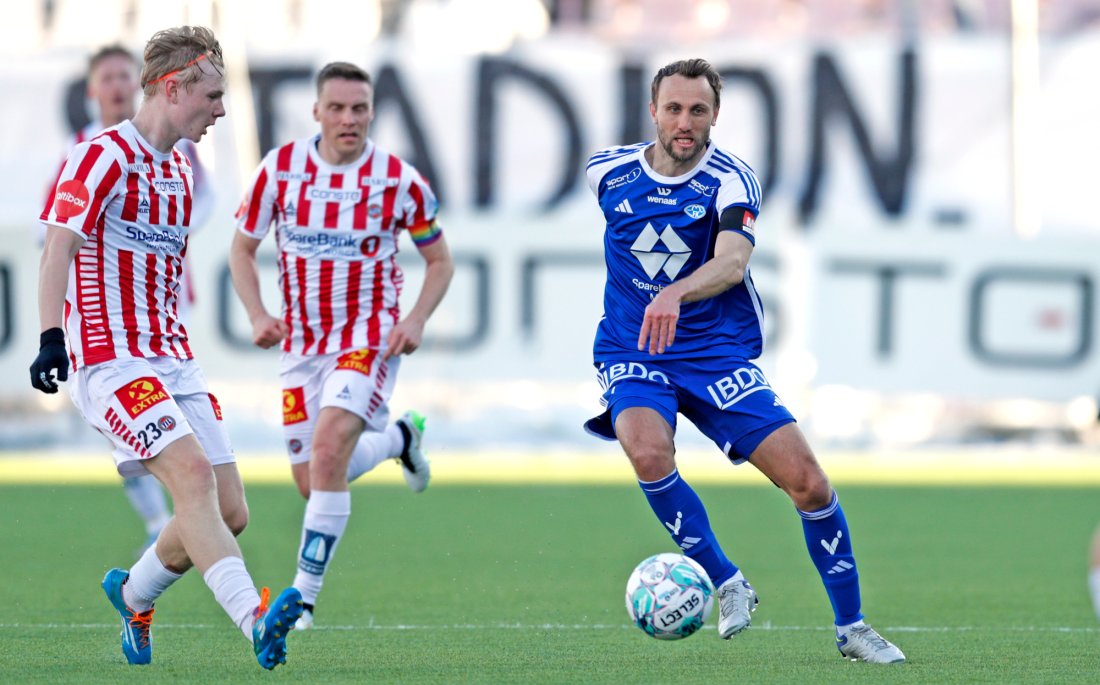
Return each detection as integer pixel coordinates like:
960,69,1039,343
292,490,351,605
836,619,866,636
122,475,172,536
346,425,404,482
1090,567,1100,620
122,546,183,612
202,556,261,640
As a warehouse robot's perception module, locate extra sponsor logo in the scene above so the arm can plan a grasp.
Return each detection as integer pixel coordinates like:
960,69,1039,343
705,366,773,410
283,387,308,425
157,416,176,431
275,171,313,182
208,393,223,421
152,179,185,195
125,226,185,250
54,179,90,218
360,177,400,187
598,361,670,389
308,187,362,203
689,179,714,196
114,377,170,418
684,204,705,219
126,163,152,174
605,167,641,190
336,348,376,377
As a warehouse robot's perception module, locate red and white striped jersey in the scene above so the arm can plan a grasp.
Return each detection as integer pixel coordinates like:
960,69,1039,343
40,120,198,370
236,135,442,356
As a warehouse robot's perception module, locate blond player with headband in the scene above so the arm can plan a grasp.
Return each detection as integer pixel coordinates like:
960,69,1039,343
31,26,302,670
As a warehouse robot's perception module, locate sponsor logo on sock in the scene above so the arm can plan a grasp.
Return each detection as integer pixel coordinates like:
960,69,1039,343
664,511,683,536
827,559,854,575
821,530,843,555
299,529,337,575
679,536,702,551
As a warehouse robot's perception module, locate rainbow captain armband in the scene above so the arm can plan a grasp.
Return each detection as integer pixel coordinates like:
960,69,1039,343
407,219,442,246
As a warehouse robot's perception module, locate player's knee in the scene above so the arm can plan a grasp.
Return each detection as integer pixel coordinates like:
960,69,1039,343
162,450,217,500
628,447,676,482
788,472,832,511
223,501,249,536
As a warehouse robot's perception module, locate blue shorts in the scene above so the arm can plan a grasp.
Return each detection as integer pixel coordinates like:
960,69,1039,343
584,357,795,464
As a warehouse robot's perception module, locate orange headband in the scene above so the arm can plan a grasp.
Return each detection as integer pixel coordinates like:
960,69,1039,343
149,53,208,86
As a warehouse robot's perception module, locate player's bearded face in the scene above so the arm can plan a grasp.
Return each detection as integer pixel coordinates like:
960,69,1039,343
651,75,718,167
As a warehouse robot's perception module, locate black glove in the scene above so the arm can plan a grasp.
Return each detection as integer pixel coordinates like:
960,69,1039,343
30,328,69,393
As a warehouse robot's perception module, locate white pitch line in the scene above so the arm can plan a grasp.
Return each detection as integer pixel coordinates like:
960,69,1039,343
0,622,1097,634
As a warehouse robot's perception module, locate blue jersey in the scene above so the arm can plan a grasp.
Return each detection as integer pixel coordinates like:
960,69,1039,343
586,141,765,363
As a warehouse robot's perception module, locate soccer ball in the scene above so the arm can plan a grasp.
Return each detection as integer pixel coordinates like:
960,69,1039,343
625,553,714,640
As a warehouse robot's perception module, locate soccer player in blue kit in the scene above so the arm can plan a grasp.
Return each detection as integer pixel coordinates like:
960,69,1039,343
584,59,905,663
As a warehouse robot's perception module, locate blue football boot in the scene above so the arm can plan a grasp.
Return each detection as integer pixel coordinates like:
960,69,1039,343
252,586,304,670
101,568,153,665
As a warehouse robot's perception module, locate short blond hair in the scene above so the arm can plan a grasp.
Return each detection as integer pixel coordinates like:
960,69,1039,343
141,26,224,97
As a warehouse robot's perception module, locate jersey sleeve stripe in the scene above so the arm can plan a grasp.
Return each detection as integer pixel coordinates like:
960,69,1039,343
81,160,123,236
242,167,269,233
106,131,141,221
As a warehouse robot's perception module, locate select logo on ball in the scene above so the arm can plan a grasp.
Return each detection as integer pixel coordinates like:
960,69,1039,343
54,179,91,219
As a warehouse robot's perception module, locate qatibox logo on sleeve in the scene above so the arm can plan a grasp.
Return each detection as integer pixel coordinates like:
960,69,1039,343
283,387,308,425
114,377,170,418
54,179,91,219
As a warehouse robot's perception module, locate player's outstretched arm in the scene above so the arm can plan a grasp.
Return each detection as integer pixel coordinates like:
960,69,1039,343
383,234,454,360
228,230,288,349
638,231,753,355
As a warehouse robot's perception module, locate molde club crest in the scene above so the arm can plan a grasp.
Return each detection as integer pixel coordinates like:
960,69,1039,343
114,377,170,418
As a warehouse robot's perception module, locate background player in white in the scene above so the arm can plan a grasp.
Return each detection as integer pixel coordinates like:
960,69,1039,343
44,44,217,554
30,25,301,670
229,62,454,630
584,59,905,663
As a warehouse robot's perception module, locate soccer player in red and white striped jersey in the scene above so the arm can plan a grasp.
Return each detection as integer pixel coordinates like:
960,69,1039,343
229,62,454,629
30,26,302,669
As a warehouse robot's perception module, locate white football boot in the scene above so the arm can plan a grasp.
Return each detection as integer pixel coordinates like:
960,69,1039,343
396,411,430,493
294,608,314,631
836,623,906,663
716,577,758,638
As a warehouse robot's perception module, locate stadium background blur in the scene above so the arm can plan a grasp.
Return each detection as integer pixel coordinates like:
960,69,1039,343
1,0,1098,458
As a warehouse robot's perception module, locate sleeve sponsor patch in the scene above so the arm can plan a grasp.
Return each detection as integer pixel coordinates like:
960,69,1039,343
53,179,91,219
719,205,757,238
283,387,308,425
114,377,171,418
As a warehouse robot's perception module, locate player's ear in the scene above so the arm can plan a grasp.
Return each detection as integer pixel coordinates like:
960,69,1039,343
649,101,657,124
312,101,320,123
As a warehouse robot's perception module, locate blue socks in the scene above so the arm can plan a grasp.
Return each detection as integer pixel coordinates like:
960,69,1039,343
798,491,863,626
639,469,737,587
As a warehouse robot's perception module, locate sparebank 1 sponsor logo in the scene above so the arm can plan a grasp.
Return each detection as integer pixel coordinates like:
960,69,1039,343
598,361,670,389
705,366,773,410
126,225,186,252
281,227,368,258
605,167,641,190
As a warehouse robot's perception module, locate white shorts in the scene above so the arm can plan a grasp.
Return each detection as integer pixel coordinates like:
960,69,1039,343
69,357,234,478
280,348,400,464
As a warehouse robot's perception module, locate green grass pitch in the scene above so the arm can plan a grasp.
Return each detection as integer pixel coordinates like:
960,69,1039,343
0,482,1096,683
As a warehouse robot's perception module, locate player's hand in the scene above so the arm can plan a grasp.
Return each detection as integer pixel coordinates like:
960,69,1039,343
383,318,425,361
29,328,69,394
251,313,289,349
638,291,680,355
